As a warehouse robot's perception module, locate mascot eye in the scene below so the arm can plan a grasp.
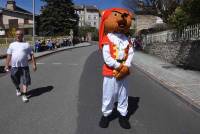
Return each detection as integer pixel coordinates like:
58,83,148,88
112,12,118,16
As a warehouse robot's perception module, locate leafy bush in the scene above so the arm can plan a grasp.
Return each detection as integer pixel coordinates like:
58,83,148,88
168,7,189,30
77,26,98,41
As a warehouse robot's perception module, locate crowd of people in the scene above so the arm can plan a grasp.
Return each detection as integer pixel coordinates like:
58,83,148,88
131,36,143,51
34,37,73,53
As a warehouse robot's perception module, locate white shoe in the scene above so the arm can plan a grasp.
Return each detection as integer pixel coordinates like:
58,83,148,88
16,90,21,96
22,95,29,103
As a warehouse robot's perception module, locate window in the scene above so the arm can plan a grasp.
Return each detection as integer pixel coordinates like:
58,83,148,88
24,29,29,35
94,16,97,20
88,15,91,20
24,18,29,24
94,22,97,26
9,19,18,28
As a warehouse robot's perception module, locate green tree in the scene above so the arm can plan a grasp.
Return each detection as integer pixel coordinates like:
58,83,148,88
168,6,189,30
7,27,16,38
168,0,200,29
181,0,200,25
38,0,79,36
123,0,181,23
77,26,98,41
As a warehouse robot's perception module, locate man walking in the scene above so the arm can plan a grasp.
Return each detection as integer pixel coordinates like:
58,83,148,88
4,30,37,102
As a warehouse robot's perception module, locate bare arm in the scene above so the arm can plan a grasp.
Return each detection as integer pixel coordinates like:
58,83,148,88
30,54,37,71
4,54,11,71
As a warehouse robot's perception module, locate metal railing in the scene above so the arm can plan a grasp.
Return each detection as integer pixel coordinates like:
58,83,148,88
3,23,33,29
143,24,200,44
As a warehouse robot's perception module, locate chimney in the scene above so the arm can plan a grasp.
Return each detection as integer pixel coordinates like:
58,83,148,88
6,0,16,11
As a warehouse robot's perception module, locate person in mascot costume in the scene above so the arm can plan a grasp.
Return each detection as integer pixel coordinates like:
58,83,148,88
99,8,134,129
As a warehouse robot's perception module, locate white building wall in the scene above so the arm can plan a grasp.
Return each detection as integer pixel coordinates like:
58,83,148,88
84,12,99,29
75,7,100,29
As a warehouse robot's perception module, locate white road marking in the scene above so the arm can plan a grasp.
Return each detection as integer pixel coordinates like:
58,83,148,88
52,62,62,65
36,62,45,65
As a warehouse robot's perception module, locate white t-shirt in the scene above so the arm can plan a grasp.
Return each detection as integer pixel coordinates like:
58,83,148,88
7,41,33,67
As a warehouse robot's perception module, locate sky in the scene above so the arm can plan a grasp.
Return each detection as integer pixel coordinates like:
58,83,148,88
0,0,126,14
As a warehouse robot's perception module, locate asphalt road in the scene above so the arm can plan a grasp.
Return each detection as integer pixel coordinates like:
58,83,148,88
0,45,199,134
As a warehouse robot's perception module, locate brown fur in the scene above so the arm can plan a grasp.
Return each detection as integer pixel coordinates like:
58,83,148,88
101,9,133,34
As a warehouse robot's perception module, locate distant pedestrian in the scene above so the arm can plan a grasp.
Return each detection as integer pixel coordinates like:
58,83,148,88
34,40,41,52
134,36,143,51
4,30,37,103
47,39,53,50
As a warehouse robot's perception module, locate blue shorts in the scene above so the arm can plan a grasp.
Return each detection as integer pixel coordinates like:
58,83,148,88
10,67,31,87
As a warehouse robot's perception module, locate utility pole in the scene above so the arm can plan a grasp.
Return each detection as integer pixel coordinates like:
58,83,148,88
32,0,35,45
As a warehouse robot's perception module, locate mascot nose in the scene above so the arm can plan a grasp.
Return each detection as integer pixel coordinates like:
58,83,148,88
121,13,128,18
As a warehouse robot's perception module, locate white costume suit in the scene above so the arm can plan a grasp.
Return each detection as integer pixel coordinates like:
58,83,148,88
102,33,134,117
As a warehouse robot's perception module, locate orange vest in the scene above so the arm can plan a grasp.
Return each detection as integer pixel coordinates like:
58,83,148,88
101,35,130,76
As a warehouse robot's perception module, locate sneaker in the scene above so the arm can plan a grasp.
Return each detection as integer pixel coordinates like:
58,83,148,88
99,116,109,128
22,95,29,103
118,115,131,129
16,90,21,96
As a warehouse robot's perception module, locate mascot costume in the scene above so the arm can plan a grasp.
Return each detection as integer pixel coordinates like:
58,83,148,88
99,8,134,129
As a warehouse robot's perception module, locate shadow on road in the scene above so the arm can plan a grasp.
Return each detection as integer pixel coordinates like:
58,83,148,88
27,86,54,98
127,96,140,118
0,66,8,77
107,96,140,122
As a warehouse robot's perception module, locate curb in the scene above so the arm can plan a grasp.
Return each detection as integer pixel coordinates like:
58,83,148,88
0,43,94,68
0,43,94,61
33,43,93,60
132,62,200,113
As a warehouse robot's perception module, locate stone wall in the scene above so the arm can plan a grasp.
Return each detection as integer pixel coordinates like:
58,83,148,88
144,40,200,70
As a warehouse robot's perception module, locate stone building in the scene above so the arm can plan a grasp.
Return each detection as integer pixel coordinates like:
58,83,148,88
0,0,33,37
135,13,159,34
74,5,100,29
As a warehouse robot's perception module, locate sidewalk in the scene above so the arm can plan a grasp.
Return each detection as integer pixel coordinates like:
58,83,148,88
0,42,92,66
133,51,200,112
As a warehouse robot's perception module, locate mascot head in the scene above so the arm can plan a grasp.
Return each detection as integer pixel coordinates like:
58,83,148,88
99,8,134,49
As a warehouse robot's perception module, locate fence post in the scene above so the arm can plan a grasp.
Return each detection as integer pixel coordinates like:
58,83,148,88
6,37,8,45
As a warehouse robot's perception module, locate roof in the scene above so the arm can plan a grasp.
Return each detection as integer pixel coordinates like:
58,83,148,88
74,5,99,11
85,5,98,10
0,5,33,16
15,5,32,14
73,5,84,9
